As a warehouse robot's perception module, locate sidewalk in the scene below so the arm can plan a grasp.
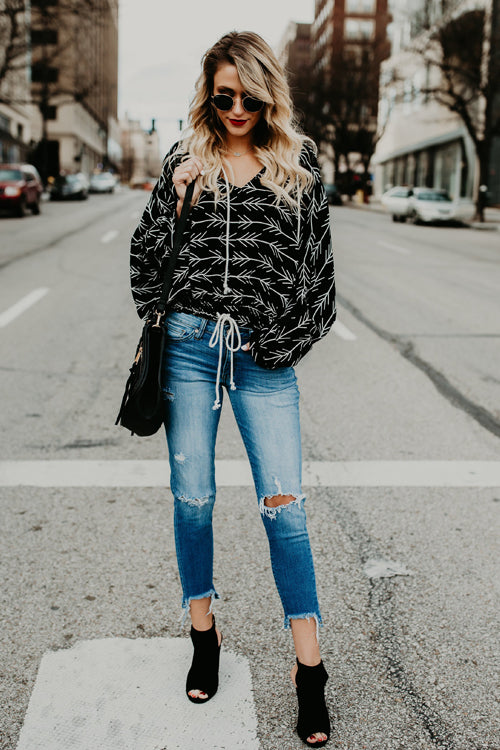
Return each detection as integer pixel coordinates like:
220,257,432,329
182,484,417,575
342,197,500,230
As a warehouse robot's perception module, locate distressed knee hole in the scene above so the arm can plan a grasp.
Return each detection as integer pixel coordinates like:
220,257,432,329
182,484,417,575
259,491,305,519
177,495,211,507
174,452,186,463
264,494,296,508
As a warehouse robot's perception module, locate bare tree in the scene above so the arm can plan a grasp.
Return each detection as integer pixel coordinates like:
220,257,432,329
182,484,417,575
410,0,500,219
297,30,390,196
0,0,107,182
0,0,27,86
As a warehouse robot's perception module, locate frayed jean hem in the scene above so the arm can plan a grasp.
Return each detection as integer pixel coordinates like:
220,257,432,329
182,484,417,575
284,612,323,642
179,589,220,627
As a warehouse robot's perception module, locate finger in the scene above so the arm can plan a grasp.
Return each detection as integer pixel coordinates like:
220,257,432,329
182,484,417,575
177,165,199,182
173,169,194,185
188,158,205,177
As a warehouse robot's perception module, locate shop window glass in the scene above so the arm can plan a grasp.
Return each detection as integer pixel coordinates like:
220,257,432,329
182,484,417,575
345,19,374,39
346,0,376,13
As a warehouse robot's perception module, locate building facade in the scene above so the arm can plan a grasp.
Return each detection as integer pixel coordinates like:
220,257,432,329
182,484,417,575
311,0,392,182
120,116,162,185
277,21,313,127
374,0,499,205
0,3,33,164
29,0,120,179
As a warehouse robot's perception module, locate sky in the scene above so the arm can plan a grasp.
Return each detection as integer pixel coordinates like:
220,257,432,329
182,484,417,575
118,0,314,153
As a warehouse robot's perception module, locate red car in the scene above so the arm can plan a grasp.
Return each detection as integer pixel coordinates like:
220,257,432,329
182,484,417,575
0,164,43,216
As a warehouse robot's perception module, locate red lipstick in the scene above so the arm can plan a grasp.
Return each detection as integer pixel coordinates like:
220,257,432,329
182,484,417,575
229,119,246,126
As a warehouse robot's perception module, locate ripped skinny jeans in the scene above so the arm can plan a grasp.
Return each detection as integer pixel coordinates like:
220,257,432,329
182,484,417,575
161,311,322,631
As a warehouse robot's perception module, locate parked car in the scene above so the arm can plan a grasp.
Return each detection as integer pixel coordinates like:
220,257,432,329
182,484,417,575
381,186,412,222
407,188,475,225
0,164,43,216
89,172,116,194
50,172,89,200
130,176,155,191
324,183,343,206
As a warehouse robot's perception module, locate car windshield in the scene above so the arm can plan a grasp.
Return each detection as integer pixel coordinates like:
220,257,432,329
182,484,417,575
416,191,451,201
0,169,23,180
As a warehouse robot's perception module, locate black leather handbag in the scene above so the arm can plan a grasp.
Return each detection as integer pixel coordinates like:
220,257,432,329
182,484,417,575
115,181,195,436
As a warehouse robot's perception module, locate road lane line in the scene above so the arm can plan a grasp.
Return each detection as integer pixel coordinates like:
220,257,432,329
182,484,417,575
377,240,411,255
0,288,49,328
333,320,357,340
101,229,119,244
1,460,499,487
16,638,259,750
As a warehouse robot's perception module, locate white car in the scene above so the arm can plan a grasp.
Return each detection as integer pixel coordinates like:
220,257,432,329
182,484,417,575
407,188,475,225
381,186,412,222
89,172,116,193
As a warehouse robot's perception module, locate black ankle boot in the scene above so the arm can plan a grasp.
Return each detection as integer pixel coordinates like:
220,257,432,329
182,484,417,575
295,658,330,747
186,618,222,703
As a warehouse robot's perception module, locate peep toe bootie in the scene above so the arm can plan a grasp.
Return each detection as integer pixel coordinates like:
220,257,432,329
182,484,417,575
186,618,222,703
295,658,331,747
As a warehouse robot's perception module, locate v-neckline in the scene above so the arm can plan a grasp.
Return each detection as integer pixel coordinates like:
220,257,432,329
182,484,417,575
220,166,264,190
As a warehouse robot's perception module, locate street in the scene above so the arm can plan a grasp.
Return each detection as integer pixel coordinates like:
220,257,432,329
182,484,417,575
0,191,499,750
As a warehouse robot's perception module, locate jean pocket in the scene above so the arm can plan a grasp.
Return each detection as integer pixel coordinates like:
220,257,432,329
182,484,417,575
165,312,203,341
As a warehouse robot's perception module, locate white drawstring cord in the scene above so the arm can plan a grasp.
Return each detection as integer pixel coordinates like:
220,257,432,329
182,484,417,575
296,177,302,246
208,313,242,409
221,167,231,295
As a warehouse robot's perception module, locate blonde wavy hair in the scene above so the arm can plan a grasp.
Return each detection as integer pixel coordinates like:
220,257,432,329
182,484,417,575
169,31,315,209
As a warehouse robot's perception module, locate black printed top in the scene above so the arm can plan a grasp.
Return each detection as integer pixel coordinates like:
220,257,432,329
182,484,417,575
130,141,336,369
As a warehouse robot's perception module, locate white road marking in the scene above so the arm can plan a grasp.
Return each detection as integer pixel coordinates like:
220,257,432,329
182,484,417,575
377,240,411,255
0,288,49,328
1,460,499,487
101,229,119,244
333,320,357,340
16,637,258,750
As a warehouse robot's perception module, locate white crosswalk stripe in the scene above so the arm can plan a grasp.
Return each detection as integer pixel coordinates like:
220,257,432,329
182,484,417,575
1,460,499,487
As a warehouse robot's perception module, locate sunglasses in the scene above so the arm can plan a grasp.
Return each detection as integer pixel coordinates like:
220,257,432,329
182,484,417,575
212,93,265,113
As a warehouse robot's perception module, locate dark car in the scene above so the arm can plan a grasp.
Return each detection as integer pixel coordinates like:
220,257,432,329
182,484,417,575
324,183,343,206
0,164,43,216
50,172,89,200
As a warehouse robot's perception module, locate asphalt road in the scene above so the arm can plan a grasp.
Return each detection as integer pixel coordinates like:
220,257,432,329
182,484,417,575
0,191,499,750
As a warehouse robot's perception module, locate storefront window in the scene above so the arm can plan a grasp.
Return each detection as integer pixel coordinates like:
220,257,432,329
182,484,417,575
345,19,374,39
345,0,376,13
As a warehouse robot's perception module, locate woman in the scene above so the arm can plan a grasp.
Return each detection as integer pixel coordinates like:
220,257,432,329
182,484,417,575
130,31,336,747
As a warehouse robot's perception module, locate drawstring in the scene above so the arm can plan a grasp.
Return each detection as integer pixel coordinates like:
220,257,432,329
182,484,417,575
208,313,242,409
296,177,302,246
221,167,231,295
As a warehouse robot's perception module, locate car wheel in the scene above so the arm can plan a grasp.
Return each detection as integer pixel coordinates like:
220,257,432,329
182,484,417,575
392,214,398,222
408,210,420,225
16,198,27,217
31,200,41,215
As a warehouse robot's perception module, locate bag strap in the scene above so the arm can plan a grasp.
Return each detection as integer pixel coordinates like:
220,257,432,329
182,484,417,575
154,179,195,319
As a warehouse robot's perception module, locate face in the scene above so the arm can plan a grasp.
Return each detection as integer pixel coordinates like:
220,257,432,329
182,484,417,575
212,62,262,139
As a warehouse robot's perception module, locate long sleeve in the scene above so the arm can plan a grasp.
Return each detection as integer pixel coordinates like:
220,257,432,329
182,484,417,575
130,143,181,320
250,148,336,369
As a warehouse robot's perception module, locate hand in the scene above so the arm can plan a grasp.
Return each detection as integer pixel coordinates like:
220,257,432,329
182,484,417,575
172,156,204,205
241,342,251,351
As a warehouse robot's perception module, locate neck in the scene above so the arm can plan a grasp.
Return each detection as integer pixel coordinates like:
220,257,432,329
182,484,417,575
224,134,253,154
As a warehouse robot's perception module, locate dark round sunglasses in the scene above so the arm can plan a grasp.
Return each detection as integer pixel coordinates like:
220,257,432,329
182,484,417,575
212,93,265,113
